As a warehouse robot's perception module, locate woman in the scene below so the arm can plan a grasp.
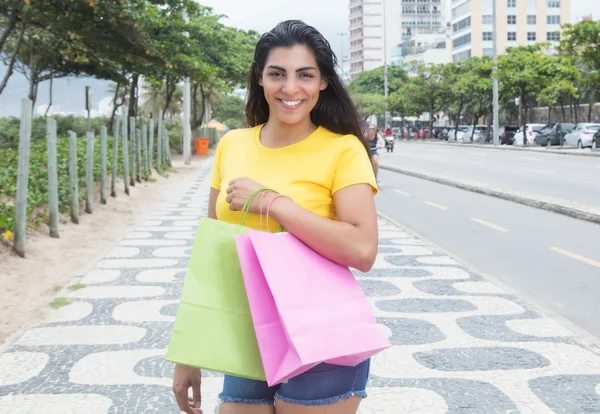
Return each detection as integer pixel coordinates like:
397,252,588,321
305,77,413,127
173,20,378,414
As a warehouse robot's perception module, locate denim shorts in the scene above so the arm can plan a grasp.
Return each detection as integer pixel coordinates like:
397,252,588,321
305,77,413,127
218,359,370,406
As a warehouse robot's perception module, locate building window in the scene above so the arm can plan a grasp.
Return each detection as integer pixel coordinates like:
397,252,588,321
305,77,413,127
453,33,472,48
507,0,516,7
452,0,471,19
453,49,472,62
453,16,471,33
527,15,536,24
547,31,561,41
507,15,517,24
483,48,494,56
508,32,517,41
547,0,560,7
483,32,493,41
482,15,493,24
527,0,536,7
547,15,561,24
527,32,536,41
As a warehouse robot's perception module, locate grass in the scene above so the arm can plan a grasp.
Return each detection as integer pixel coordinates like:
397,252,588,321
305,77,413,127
50,297,71,310
66,283,86,291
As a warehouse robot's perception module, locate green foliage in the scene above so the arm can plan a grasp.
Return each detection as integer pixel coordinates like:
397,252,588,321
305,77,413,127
349,66,408,95
0,130,125,234
351,93,386,119
211,94,245,130
49,297,71,310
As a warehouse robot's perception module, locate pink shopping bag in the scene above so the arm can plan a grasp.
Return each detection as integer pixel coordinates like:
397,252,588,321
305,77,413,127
236,229,390,386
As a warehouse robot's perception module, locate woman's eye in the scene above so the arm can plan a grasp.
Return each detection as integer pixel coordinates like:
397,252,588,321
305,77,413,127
300,73,314,78
269,72,282,77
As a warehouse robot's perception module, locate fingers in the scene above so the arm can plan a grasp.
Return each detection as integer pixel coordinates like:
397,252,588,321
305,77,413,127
192,377,202,410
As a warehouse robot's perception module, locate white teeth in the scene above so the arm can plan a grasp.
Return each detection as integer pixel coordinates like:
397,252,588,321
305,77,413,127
281,100,302,106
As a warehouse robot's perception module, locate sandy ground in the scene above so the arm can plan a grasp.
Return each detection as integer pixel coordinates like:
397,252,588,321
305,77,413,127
0,154,209,347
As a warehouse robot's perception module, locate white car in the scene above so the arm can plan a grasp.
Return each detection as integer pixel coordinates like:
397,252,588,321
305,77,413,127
514,124,545,146
564,123,600,148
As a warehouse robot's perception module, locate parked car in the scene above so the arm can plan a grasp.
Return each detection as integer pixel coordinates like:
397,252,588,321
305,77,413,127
534,123,575,146
514,124,546,146
563,123,600,148
499,125,520,145
448,126,469,141
593,129,599,150
459,126,484,142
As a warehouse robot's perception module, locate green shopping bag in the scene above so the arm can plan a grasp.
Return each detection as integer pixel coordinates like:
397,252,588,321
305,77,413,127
166,190,275,380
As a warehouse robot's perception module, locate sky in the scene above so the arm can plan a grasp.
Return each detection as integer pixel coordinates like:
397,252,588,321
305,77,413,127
0,0,596,117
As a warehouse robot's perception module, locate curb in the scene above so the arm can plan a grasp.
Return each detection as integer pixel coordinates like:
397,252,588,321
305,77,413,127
403,140,600,158
380,164,600,226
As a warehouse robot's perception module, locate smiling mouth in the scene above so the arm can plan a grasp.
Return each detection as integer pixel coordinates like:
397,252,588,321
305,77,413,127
277,99,304,109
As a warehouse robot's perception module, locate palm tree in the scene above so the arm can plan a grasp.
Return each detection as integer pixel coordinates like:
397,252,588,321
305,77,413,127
140,80,183,120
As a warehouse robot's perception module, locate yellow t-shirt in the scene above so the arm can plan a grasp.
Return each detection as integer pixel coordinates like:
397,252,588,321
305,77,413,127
210,124,377,232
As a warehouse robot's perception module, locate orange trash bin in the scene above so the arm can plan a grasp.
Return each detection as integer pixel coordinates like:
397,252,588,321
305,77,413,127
195,137,209,156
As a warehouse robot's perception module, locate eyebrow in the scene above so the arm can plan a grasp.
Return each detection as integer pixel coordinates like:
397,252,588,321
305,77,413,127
267,65,317,72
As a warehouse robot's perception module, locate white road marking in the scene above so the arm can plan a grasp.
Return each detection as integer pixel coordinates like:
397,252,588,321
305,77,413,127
550,247,600,269
471,218,509,233
522,168,555,175
424,201,448,210
393,189,411,196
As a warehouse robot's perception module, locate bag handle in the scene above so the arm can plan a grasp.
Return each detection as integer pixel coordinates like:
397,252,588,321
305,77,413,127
240,188,272,227
238,188,288,233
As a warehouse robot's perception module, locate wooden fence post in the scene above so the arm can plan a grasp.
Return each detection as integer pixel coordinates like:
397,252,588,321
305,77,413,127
129,117,136,186
148,118,154,175
164,125,172,166
157,111,163,170
68,131,79,224
111,116,120,197
141,120,148,176
136,128,142,182
121,109,130,195
46,118,59,238
85,130,94,214
100,126,108,204
13,98,33,257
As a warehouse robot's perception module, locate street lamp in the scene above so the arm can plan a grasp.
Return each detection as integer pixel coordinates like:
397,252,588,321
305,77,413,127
492,0,500,146
382,0,389,129
336,32,348,80
182,9,192,165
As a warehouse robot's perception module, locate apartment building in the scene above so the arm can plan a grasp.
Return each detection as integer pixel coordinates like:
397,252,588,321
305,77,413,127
451,0,571,62
349,0,446,79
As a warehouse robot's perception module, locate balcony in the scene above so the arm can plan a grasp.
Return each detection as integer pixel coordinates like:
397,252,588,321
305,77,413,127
349,20,364,30
350,43,364,51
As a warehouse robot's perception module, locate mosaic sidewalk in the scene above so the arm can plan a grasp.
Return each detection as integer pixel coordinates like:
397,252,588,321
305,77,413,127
1,161,600,413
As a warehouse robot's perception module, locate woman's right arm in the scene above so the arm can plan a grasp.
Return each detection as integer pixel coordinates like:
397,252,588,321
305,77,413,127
172,187,219,414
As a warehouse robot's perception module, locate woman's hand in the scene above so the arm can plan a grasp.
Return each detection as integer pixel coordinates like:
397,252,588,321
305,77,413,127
225,177,273,214
172,364,203,414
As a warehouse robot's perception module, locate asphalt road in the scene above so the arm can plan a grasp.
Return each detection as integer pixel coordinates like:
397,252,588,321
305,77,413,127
376,168,600,338
381,142,600,209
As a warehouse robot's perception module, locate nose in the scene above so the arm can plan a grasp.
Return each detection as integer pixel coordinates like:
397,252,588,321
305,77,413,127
281,76,300,95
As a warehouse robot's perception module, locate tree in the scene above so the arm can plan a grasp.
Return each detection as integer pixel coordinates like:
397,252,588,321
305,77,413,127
407,62,446,137
351,93,386,122
389,82,426,124
462,57,493,141
498,44,579,145
211,94,245,130
349,65,408,96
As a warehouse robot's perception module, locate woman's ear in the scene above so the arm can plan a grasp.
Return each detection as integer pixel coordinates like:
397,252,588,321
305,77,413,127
320,78,328,91
258,74,264,87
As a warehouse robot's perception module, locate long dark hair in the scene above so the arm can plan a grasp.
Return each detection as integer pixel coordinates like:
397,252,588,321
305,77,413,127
245,20,370,156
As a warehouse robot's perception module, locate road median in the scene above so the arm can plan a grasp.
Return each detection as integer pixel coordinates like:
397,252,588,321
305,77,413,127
405,140,600,157
380,163,600,225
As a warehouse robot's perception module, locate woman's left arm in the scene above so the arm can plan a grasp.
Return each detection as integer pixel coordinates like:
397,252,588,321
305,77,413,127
226,178,378,272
